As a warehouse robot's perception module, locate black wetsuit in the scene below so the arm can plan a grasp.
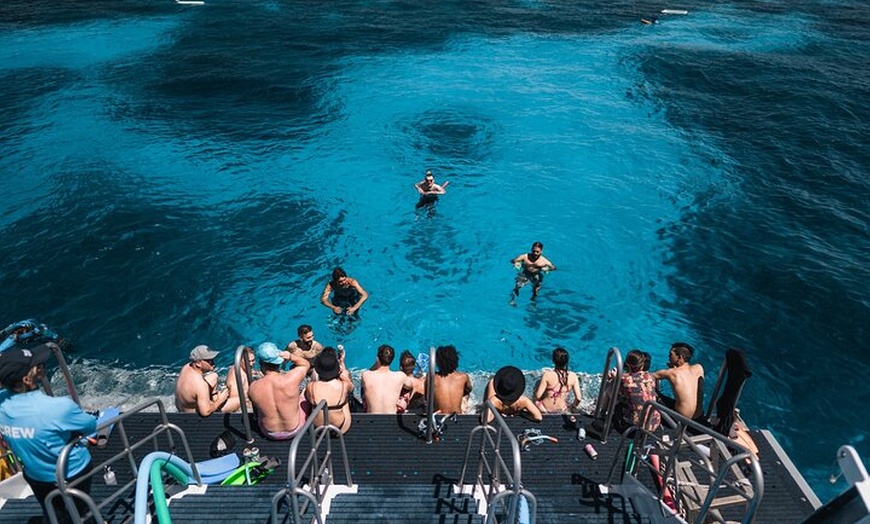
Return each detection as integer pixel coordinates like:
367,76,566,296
332,282,361,308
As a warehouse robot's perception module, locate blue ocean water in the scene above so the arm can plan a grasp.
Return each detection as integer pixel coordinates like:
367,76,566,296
0,0,867,502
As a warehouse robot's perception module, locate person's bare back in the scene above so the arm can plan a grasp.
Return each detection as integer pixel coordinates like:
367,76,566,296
430,371,472,414
653,343,704,420
361,368,412,413
249,365,308,433
248,344,310,436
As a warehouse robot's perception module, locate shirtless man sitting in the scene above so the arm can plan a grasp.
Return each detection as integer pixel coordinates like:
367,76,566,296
247,342,311,440
425,345,472,414
653,342,705,420
175,345,230,416
361,345,414,413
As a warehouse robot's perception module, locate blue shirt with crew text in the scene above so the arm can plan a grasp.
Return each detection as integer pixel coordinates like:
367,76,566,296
0,389,97,482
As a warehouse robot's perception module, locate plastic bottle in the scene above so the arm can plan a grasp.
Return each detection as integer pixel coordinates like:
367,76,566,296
584,443,598,460
103,466,117,485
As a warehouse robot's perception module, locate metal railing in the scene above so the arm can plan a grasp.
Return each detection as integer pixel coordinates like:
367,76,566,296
605,402,763,524
232,344,256,443
425,345,436,443
270,399,353,524
588,347,622,443
37,341,81,406
458,401,537,524
45,398,199,524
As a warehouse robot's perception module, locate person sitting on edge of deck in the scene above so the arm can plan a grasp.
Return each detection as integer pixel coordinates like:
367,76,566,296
534,347,582,413
615,349,661,433
485,365,542,423
248,342,311,440
425,345,472,415
222,345,259,413
397,350,426,413
360,344,414,413
653,342,704,421
175,345,230,416
305,348,355,434
321,267,368,316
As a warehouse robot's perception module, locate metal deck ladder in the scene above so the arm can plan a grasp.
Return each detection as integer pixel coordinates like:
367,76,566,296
270,399,353,524
459,401,537,524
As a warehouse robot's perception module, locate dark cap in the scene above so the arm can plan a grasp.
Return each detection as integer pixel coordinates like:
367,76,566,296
0,343,52,387
493,365,525,404
314,349,340,381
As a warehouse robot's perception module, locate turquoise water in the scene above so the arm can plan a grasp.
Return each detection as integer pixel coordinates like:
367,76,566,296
1,0,867,502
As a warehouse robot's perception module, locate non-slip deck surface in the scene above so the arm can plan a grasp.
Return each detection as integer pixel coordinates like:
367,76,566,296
0,412,817,523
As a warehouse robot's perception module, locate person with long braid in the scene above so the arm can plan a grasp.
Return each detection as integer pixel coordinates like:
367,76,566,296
534,347,582,413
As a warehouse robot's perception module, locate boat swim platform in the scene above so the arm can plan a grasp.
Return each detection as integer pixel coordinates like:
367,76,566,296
0,413,817,523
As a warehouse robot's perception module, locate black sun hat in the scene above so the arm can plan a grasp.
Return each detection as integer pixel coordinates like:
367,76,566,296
493,365,525,404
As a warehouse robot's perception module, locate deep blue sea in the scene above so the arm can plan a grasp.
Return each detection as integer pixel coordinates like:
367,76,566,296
1,0,867,502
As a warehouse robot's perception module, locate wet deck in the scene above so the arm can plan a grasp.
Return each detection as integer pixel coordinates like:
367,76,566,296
0,412,817,523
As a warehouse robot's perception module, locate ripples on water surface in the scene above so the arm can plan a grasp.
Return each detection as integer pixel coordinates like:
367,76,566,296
0,0,867,501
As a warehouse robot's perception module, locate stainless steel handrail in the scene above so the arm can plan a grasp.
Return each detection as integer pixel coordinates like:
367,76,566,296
606,401,763,524
270,399,353,524
426,345,436,443
588,346,622,443
47,398,199,524
232,344,256,443
458,400,537,524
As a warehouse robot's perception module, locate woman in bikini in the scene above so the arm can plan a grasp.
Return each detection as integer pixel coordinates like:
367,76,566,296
305,348,355,434
534,347,582,413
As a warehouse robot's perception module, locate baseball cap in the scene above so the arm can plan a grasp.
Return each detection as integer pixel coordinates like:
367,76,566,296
0,343,53,387
190,345,220,361
256,342,284,365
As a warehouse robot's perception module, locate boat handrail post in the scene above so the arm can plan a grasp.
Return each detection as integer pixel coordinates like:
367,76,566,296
588,346,622,443
233,344,255,443
458,400,536,524
39,341,81,405
426,345,436,443
273,399,351,524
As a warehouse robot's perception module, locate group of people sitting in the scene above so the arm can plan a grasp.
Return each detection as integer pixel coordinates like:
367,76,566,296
175,321,705,441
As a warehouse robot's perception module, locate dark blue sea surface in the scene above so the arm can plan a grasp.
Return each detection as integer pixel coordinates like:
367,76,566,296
1,0,867,502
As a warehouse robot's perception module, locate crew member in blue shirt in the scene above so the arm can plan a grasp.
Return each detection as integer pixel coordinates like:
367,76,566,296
0,343,97,523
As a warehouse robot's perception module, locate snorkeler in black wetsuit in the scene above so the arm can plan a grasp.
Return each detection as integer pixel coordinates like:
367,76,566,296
321,267,369,316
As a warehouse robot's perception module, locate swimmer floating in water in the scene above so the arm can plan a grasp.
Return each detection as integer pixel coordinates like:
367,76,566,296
510,241,556,302
414,170,449,210
321,267,368,316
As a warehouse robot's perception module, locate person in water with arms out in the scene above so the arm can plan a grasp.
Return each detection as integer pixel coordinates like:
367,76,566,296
511,241,556,302
415,169,449,209
321,267,368,316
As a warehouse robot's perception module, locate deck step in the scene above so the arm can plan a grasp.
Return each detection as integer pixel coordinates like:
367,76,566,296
325,482,481,524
